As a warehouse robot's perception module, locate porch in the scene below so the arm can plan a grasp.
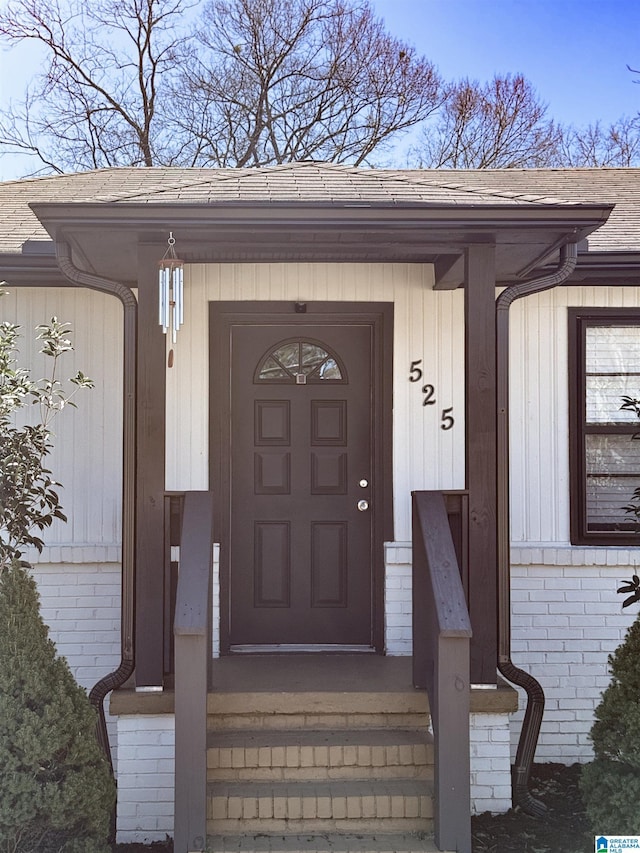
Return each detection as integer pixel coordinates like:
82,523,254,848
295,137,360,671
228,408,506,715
107,490,516,853
111,655,517,852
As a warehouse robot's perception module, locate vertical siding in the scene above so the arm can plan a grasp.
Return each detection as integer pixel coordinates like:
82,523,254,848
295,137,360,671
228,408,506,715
509,285,640,544
1,287,123,548
165,263,466,542
9,278,638,552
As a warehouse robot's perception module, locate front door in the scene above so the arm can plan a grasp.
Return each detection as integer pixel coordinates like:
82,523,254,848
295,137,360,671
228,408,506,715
211,303,392,653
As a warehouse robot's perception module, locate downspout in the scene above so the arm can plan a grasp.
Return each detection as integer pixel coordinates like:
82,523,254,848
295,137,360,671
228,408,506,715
496,241,578,816
55,241,137,771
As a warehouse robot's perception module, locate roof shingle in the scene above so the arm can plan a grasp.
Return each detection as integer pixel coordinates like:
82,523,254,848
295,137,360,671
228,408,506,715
0,162,637,255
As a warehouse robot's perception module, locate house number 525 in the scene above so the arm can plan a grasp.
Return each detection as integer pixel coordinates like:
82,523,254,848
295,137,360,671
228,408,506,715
409,360,455,430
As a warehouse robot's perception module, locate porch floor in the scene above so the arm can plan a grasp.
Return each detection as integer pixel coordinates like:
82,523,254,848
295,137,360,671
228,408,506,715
111,656,517,715
209,654,416,694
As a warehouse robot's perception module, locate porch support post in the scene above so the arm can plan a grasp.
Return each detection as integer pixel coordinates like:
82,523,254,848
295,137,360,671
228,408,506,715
464,244,498,684
135,243,167,687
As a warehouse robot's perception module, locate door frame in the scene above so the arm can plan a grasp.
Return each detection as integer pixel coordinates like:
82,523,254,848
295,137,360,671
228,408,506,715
210,301,394,654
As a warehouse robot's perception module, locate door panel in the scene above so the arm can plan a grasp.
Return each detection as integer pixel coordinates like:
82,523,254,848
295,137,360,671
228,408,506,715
230,323,373,646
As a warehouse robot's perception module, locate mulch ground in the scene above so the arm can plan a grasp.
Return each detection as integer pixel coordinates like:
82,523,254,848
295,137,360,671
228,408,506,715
113,763,591,853
471,763,591,853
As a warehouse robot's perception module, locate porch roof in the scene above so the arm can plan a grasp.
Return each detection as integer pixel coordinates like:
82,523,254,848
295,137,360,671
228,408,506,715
0,161,632,287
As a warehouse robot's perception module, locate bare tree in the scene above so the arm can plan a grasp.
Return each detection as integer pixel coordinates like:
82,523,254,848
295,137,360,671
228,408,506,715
558,117,640,167
0,0,444,173
416,73,561,169
174,0,445,167
0,0,193,172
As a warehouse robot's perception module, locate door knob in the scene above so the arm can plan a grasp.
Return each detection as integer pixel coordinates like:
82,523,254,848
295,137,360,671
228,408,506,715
357,500,369,511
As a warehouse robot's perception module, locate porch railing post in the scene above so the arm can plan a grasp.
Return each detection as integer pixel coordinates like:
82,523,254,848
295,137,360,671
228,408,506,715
173,491,214,853
412,490,472,853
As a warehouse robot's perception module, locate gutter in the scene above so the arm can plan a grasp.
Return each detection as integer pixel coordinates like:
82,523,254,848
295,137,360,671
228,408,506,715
55,241,137,771
496,241,578,816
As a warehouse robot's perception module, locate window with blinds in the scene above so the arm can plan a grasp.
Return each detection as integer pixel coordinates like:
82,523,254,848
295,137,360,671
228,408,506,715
569,309,640,545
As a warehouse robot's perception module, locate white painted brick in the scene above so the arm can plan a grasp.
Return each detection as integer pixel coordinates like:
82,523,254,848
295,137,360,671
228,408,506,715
116,715,175,843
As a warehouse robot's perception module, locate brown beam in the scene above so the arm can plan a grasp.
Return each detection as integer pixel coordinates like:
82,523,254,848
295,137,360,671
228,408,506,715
464,244,498,684
433,253,463,290
135,243,167,687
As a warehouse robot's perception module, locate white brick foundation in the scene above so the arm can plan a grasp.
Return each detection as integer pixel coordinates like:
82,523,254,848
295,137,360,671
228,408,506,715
116,715,175,843
32,559,122,763
469,712,512,814
510,548,637,764
384,542,413,655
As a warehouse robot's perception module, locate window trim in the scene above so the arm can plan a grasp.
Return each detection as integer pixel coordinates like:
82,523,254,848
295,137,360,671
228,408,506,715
569,307,640,546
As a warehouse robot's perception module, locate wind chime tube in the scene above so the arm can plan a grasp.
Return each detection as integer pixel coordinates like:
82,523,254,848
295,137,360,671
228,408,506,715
170,265,177,344
164,267,171,332
178,265,184,327
173,266,180,334
158,269,164,327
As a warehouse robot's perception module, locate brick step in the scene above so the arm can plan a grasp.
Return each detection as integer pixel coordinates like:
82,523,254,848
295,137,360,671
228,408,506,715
206,832,447,852
207,728,433,782
206,691,430,731
208,711,430,731
206,779,433,835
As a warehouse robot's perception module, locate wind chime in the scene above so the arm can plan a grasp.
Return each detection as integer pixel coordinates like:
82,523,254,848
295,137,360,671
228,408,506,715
158,232,184,368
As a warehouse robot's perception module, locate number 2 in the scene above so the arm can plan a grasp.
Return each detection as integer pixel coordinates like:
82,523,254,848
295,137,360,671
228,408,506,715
422,384,436,406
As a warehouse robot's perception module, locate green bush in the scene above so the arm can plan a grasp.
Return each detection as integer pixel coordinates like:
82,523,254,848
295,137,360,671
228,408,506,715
0,300,112,851
580,612,640,834
0,559,115,853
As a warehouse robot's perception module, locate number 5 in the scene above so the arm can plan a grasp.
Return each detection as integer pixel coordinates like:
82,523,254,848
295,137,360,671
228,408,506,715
441,407,454,430
409,360,423,383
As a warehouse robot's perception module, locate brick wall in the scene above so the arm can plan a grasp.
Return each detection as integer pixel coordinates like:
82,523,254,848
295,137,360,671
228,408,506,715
469,712,512,814
384,543,413,655
382,543,638,766
510,548,637,763
116,715,175,843
32,560,122,760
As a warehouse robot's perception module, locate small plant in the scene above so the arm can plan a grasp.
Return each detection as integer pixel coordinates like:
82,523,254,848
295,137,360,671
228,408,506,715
580,575,640,833
0,310,93,562
620,396,640,525
0,296,114,852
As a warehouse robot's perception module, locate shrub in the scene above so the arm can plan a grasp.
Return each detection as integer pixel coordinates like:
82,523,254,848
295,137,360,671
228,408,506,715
0,309,92,563
0,560,115,852
0,300,113,851
580,609,640,833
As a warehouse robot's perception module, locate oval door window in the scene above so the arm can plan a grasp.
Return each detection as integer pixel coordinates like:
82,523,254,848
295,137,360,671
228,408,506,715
255,338,347,383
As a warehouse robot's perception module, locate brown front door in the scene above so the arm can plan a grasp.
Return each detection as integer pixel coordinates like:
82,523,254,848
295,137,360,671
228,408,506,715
211,302,393,653
228,322,373,647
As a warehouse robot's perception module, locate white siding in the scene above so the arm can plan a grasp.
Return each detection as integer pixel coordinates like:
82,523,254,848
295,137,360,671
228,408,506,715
165,262,466,542
1,287,123,549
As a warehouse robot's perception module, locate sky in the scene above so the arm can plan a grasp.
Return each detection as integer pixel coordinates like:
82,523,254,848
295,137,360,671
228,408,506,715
0,0,638,180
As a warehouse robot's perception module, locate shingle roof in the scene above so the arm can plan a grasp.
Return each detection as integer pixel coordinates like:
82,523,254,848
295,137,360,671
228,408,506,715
0,161,637,255
410,168,640,252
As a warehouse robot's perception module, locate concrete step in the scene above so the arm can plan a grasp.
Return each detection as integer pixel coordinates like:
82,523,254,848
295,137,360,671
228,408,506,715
206,779,433,835
206,691,430,731
206,832,447,852
207,728,433,782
